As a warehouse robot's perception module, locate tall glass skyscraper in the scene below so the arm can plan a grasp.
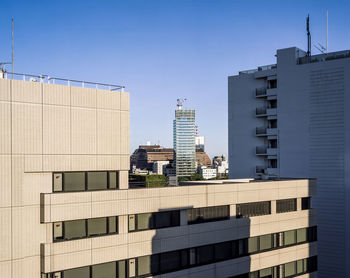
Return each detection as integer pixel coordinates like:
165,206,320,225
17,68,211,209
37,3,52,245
173,105,196,176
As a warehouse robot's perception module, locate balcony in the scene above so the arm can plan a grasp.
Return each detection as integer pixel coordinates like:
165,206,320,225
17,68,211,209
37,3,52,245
256,146,267,156
256,166,266,175
256,107,267,117
267,128,277,136
267,148,278,156
266,108,277,116
256,127,267,136
255,87,267,98
266,168,279,176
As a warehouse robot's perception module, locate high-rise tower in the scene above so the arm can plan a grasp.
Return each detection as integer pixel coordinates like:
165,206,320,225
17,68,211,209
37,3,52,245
173,99,196,176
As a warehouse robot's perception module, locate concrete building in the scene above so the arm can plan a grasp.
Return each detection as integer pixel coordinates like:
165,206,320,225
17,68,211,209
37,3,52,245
0,71,318,278
130,145,173,171
152,160,170,175
213,155,229,176
228,47,350,277
198,166,217,180
195,136,205,151
173,101,196,176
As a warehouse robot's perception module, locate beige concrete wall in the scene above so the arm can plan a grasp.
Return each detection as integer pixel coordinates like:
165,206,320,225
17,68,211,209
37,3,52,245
0,78,129,278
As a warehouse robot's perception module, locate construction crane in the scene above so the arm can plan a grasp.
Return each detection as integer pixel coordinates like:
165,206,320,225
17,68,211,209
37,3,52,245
177,98,187,110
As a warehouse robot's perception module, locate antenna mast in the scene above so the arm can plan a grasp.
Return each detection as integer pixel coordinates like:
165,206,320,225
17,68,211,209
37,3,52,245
326,10,328,54
11,17,14,75
176,98,187,110
306,14,311,57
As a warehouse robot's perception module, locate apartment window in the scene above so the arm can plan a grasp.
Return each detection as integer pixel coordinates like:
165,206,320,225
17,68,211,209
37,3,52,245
297,228,307,243
284,261,297,277
188,205,229,225
236,201,271,218
238,239,248,256
248,237,259,253
297,259,308,274
129,210,180,232
259,234,272,251
268,119,277,129
160,251,181,273
63,266,90,278
268,159,278,168
302,197,311,210
268,79,277,89
215,241,232,261
284,230,296,246
53,216,118,242
308,226,317,242
196,245,214,264
53,171,119,192
92,262,116,278
259,267,272,278
269,139,277,148
137,255,159,276
276,198,297,213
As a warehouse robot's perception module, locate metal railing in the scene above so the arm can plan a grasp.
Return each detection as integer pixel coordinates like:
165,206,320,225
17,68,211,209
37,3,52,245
298,50,350,65
1,71,125,92
256,127,267,135
255,87,267,97
256,107,267,116
256,166,266,174
256,146,267,155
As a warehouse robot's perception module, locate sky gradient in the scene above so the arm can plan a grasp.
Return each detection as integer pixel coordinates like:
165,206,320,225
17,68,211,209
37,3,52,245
1,0,349,159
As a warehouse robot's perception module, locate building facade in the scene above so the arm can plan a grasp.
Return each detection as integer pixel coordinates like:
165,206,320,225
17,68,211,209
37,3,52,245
228,47,350,277
173,108,196,176
152,160,169,175
198,166,217,179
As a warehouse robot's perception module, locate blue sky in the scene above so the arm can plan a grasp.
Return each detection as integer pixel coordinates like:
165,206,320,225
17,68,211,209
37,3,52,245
1,0,349,158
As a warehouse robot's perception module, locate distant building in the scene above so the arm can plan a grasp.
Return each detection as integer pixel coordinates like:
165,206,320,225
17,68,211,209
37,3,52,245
198,166,217,180
152,161,170,175
173,100,196,176
195,136,205,151
213,155,229,176
130,144,173,171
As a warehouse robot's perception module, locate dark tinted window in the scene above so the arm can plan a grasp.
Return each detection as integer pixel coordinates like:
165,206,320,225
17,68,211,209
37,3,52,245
215,242,232,261
92,262,116,278
64,219,86,240
63,266,90,278
88,218,107,236
188,205,229,224
276,199,297,213
302,197,311,210
197,245,214,264
236,201,271,218
160,251,181,273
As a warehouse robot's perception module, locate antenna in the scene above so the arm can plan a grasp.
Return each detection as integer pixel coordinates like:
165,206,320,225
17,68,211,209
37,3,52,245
314,43,326,54
176,98,187,110
11,17,14,75
326,10,328,53
306,14,311,57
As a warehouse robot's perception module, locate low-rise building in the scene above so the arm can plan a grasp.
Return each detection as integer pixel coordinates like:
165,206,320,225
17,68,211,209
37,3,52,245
199,166,217,179
152,160,170,175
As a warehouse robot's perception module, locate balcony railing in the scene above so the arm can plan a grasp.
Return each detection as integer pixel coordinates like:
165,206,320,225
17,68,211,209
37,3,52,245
256,166,266,174
256,146,267,155
256,127,267,135
0,72,125,92
256,107,267,116
255,87,267,97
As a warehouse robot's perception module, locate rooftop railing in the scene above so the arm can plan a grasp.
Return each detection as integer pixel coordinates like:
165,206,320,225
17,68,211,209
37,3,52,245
298,50,350,65
239,64,277,75
1,71,125,92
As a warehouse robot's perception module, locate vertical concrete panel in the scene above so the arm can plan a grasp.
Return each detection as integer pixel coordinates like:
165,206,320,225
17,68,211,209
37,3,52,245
119,170,128,190
11,80,42,104
120,92,129,111
43,83,70,106
0,260,11,278
0,79,11,101
0,208,11,261
11,103,42,154
71,87,96,108
71,108,97,154
0,102,11,154
97,110,120,155
96,90,120,110
43,105,71,154
0,155,11,208
120,111,129,155
11,156,24,206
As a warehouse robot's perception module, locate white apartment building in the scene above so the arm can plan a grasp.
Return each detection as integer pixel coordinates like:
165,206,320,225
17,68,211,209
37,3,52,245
152,161,169,175
228,47,350,277
198,166,217,180
0,73,317,278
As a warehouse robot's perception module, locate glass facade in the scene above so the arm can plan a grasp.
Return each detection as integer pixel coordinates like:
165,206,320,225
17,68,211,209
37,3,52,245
173,109,196,176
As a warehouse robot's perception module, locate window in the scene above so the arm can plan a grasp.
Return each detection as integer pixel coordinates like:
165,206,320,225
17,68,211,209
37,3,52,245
53,216,118,242
53,171,119,192
63,266,90,278
248,237,259,253
160,251,181,273
284,230,296,246
88,217,107,236
64,172,85,191
196,245,214,264
238,239,248,256
276,198,297,213
297,259,307,274
259,234,272,251
302,197,311,210
65,219,86,240
129,211,180,232
137,255,159,276
214,242,232,261
188,205,229,225
284,261,296,277
118,261,126,278
92,262,116,278
308,226,317,242
297,228,307,243
87,172,107,190
236,201,271,218
259,267,272,278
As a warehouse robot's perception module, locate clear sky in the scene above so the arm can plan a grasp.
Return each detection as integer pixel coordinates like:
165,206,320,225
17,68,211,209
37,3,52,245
1,0,349,159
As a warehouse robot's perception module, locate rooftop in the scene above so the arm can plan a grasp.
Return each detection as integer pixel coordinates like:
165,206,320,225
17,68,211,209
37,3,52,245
0,71,125,92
